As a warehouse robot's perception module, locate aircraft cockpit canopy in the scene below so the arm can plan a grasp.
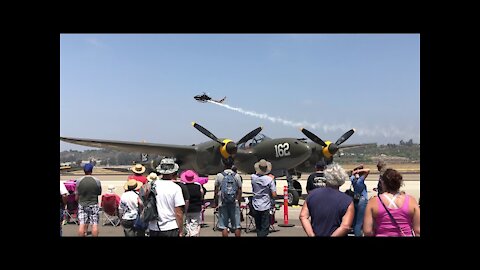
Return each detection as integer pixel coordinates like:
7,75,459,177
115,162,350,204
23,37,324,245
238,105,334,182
238,133,271,149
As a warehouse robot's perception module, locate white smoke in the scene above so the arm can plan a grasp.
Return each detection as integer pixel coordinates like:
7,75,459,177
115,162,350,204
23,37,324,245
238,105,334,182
208,101,419,142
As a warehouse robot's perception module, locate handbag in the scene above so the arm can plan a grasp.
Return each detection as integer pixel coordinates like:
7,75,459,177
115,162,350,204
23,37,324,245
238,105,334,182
346,177,365,203
345,184,355,198
345,183,361,203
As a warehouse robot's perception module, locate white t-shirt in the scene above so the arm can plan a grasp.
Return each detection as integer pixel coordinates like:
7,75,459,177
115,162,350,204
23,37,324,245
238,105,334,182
148,180,185,232
119,191,140,220
60,182,68,196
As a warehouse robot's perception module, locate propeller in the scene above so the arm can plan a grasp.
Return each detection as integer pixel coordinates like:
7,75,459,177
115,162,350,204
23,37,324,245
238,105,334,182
300,128,327,147
192,122,263,159
237,127,263,144
300,128,356,159
192,122,223,145
335,129,355,145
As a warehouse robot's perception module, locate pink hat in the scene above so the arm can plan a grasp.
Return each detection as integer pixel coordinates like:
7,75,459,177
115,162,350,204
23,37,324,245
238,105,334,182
180,170,198,183
196,176,208,185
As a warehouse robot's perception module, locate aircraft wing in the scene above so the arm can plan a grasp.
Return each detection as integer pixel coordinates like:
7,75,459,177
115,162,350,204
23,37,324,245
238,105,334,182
60,137,197,157
60,166,83,173
338,143,377,150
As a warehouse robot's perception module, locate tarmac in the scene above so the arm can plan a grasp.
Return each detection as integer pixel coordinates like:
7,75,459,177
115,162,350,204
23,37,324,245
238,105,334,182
60,170,420,237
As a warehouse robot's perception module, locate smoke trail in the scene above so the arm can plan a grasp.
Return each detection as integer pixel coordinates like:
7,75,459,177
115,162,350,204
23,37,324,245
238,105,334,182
208,101,419,141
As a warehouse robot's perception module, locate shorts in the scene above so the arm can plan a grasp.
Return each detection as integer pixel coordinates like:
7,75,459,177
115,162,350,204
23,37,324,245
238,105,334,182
218,203,241,230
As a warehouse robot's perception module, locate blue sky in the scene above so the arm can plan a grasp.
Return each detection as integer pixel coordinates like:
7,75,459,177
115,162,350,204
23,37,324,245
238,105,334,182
60,34,420,151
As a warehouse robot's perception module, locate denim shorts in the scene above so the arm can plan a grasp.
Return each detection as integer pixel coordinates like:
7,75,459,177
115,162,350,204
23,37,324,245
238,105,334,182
218,203,241,230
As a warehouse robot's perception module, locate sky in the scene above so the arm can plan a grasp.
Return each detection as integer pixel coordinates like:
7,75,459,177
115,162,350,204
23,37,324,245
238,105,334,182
60,34,420,152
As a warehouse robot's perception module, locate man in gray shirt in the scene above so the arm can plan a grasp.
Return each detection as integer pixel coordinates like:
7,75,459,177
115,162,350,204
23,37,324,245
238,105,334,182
214,158,243,237
75,163,102,237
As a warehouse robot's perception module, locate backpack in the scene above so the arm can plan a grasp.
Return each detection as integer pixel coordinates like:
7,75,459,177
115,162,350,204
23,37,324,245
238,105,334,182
220,171,238,204
137,181,159,228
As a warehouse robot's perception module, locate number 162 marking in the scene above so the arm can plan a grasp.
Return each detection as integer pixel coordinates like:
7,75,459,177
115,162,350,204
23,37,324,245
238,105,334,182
274,143,291,157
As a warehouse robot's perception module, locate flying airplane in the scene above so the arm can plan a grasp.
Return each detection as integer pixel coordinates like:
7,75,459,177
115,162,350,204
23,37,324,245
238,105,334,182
194,92,226,103
60,122,375,205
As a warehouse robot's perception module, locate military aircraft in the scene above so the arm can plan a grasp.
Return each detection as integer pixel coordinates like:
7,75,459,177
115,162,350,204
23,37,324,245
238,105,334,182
60,162,83,173
194,92,226,103
60,122,375,205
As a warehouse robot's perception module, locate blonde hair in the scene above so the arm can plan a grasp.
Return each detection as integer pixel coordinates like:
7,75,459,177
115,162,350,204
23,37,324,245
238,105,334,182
323,163,349,187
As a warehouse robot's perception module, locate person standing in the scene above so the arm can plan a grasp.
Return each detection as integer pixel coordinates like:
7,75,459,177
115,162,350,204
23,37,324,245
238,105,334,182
180,169,204,236
75,163,102,237
119,179,144,237
350,166,370,236
138,172,160,236
299,163,354,237
146,172,159,183
374,160,387,195
306,160,327,194
129,164,148,185
251,159,277,237
60,181,68,237
149,158,185,237
363,168,420,237
214,157,243,237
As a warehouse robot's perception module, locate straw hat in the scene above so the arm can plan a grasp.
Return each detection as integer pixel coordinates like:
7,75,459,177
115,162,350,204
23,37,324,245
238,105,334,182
124,179,143,191
147,172,159,182
131,164,146,174
254,159,272,174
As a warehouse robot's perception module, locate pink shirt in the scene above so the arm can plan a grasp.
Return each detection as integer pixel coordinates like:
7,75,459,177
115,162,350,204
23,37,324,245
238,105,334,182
375,194,414,237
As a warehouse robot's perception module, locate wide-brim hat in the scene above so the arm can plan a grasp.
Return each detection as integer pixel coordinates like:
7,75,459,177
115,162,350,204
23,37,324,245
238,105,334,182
147,172,159,182
180,169,198,183
124,179,143,191
131,163,146,174
254,159,272,174
196,176,208,185
156,158,179,175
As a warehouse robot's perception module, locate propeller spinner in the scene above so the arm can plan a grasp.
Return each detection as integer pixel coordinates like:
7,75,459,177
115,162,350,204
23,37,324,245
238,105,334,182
192,122,262,159
300,128,355,159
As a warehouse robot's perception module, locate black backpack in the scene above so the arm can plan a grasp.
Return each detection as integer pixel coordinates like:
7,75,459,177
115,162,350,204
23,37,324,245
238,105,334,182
139,181,159,224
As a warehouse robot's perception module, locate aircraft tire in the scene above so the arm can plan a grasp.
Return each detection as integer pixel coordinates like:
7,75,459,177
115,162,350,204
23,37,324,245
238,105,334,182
288,189,300,206
292,180,303,200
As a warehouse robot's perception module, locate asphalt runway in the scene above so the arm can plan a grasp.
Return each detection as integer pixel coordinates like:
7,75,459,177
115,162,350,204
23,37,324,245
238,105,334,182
60,172,420,237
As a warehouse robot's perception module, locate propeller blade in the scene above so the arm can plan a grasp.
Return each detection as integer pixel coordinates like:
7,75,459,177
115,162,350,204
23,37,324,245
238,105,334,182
335,129,355,145
300,128,327,147
237,127,263,144
192,122,224,145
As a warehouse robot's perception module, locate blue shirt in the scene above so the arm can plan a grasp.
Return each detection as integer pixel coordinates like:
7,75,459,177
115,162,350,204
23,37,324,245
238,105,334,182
351,175,368,198
306,187,352,236
251,174,276,211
